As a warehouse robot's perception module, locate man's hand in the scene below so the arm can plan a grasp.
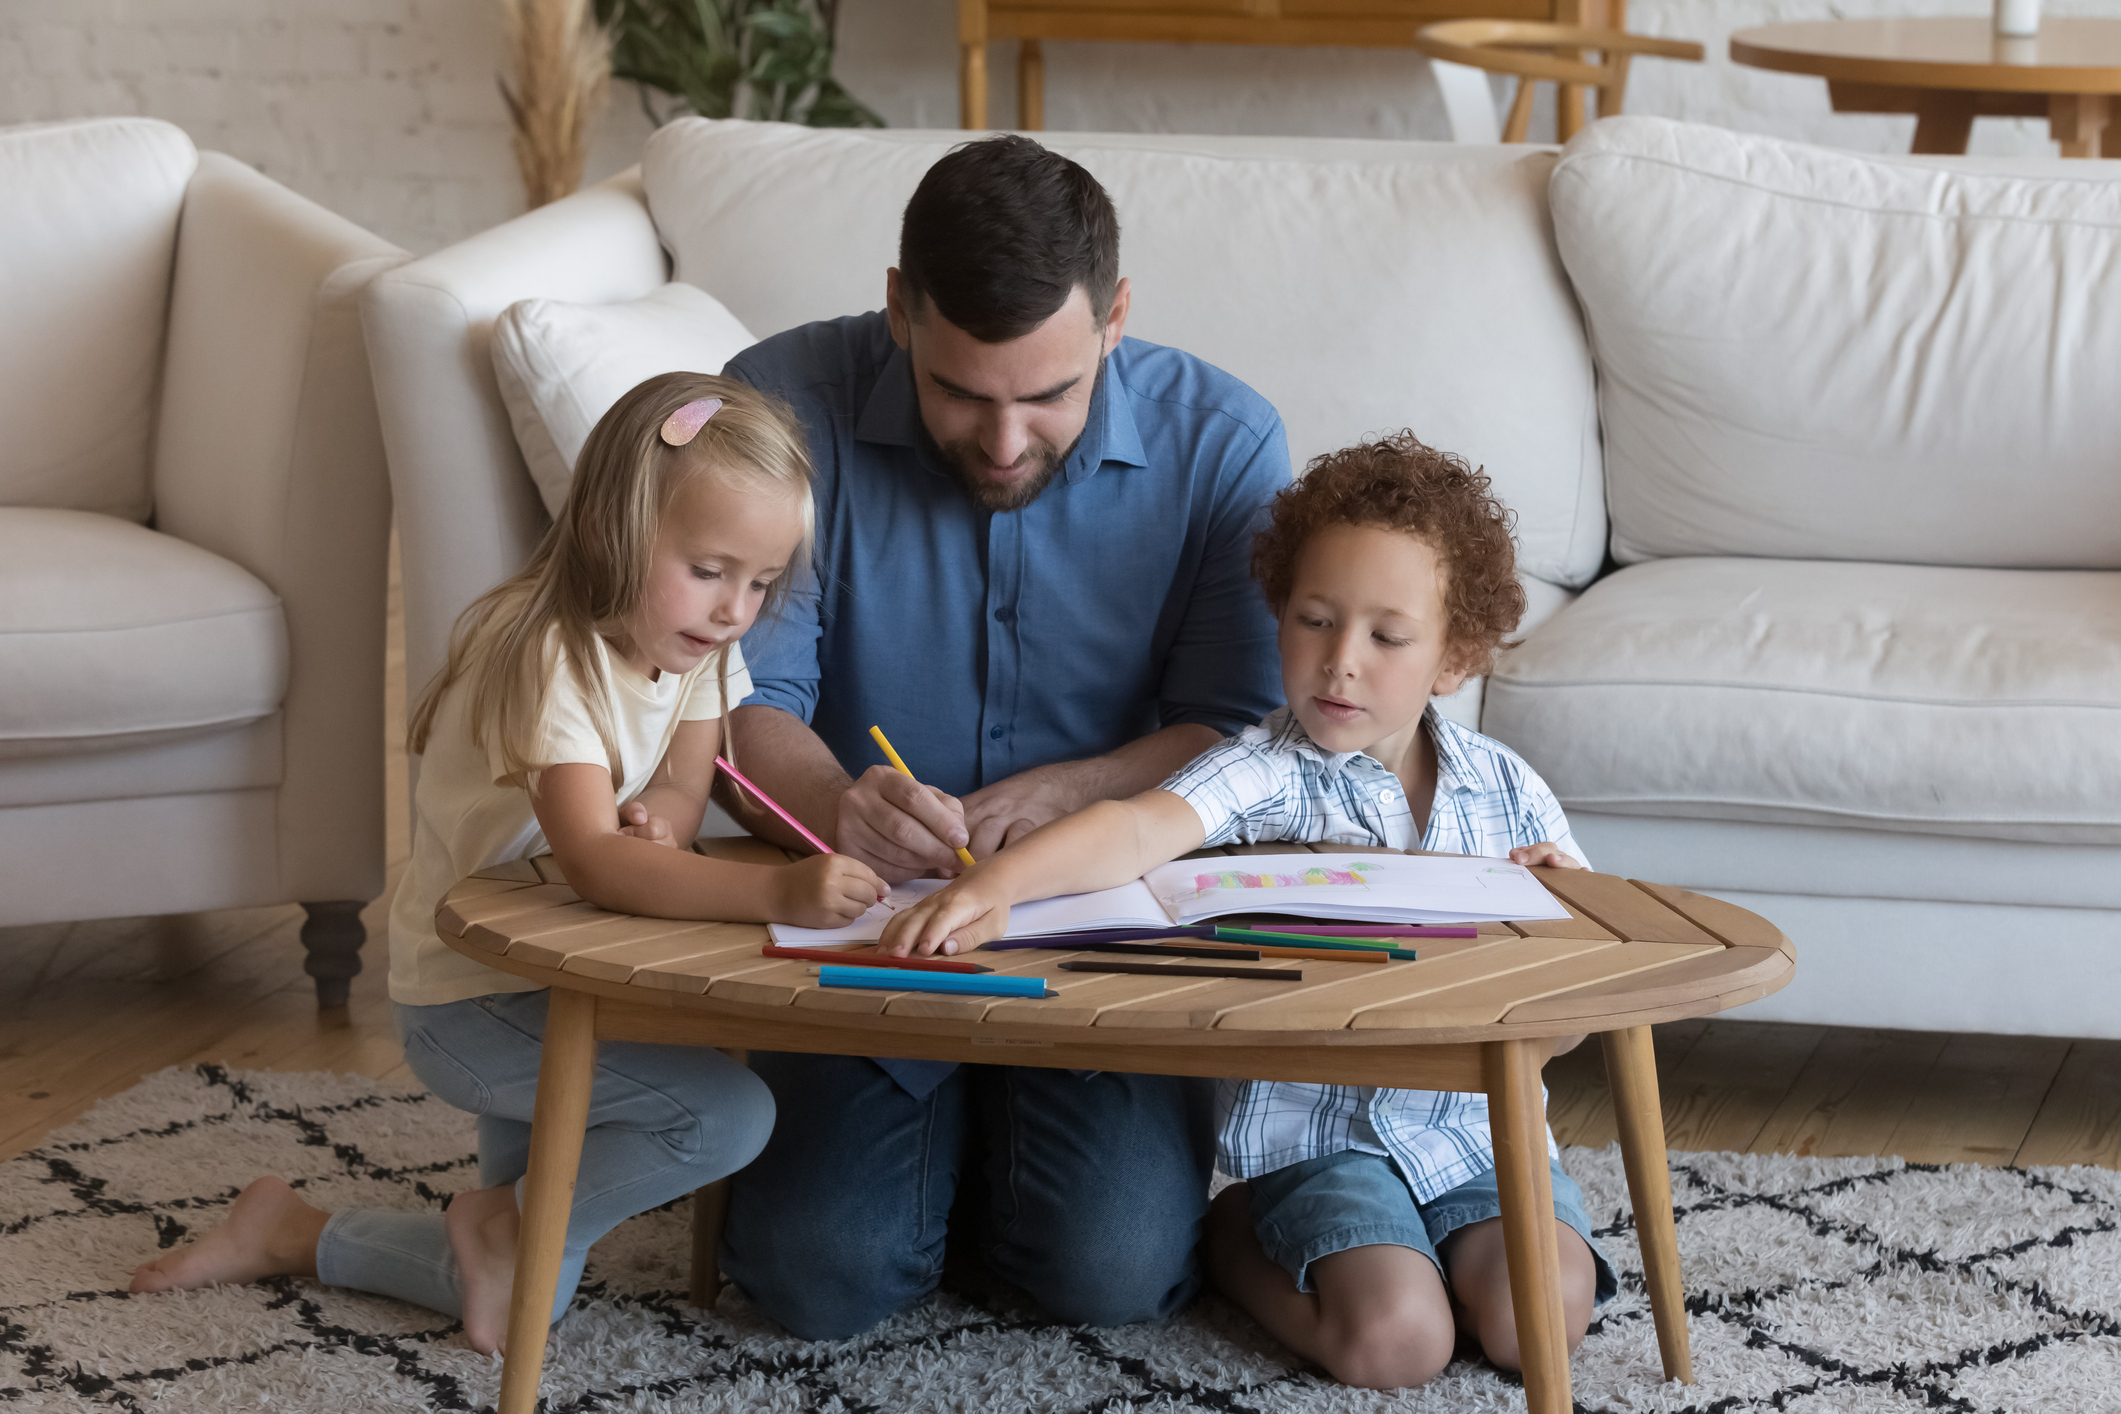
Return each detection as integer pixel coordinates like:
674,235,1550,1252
958,763,1086,858
878,877,1009,957
1510,843,1583,870
835,765,973,883
617,801,679,848
770,854,890,929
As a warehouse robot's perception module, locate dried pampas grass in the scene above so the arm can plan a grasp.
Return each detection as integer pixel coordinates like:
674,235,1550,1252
500,0,612,209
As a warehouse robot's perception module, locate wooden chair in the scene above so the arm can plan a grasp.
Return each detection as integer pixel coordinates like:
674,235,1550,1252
1414,20,1704,144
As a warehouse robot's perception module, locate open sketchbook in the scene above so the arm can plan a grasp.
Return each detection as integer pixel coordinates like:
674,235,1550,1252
768,852,1569,947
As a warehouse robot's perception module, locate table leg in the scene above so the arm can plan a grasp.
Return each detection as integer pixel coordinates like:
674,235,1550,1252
1018,39,1045,130
2051,93,2110,159
1485,1038,1572,1414
497,988,597,1414
686,1048,749,1308
961,42,989,129
1602,1026,1694,1383
1911,91,1975,154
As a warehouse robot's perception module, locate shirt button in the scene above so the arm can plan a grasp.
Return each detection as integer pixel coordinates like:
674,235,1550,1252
1381,790,1398,802
989,725,1005,739
993,606,1015,622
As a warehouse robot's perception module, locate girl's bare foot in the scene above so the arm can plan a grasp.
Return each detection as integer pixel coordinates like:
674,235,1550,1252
130,1176,328,1293
446,1183,522,1355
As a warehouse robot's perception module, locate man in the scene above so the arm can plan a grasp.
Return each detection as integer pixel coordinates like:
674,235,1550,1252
717,134,1289,1339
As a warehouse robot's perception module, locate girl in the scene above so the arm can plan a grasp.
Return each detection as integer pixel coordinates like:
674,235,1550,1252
131,372,886,1353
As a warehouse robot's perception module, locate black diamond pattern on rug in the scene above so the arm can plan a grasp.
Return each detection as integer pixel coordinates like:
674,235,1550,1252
3,1065,2116,1412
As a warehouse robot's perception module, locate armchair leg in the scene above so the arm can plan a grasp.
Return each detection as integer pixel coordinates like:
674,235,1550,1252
300,900,367,1008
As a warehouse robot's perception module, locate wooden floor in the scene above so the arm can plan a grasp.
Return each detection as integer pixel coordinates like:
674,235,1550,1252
3,542,2117,1170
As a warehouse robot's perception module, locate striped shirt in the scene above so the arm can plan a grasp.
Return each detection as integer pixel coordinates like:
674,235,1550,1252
1162,704,1587,1202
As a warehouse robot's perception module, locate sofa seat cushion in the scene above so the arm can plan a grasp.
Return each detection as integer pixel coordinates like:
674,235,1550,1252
0,508,288,758
1482,557,2121,845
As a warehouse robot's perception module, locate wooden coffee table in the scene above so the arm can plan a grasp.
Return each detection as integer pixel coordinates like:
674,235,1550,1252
1732,17,2121,157
438,841,1795,1414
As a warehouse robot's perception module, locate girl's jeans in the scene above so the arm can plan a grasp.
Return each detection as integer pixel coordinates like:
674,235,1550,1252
314,989,773,1324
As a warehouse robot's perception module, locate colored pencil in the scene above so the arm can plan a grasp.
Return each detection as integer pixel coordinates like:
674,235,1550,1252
868,725,979,869
1183,940,1388,964
1231,922,1480,939
714,755,832,856
1056,960,1303,982
1211,927,1419,960
983,928,1210,948
1068,941,1262,960
817,964,1050,998
762,945,991,974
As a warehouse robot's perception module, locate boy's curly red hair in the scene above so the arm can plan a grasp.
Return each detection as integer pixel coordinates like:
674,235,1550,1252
1251,432,1526,677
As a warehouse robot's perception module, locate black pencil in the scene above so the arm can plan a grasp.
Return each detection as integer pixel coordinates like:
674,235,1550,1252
1055,960,1303,982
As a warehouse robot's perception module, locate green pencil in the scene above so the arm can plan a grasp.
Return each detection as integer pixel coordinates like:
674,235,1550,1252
1210,927,1419,961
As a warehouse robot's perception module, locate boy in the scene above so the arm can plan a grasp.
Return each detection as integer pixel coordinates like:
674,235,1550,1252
881,432,1616,1389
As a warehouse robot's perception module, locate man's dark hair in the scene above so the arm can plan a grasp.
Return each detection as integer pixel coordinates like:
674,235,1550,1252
897,135,1120,344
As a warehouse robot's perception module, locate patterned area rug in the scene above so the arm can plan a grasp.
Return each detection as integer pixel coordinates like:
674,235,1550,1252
4,1065,2118,1413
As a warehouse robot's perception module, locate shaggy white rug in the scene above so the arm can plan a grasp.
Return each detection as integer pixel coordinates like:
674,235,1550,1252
4,1065,2118,1413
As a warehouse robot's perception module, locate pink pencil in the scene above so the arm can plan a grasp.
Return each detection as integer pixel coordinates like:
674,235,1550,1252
714,756,832,856
1238,923,1482,939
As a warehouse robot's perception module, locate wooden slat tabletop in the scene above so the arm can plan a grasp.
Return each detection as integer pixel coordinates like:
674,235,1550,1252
437,843,1795,1045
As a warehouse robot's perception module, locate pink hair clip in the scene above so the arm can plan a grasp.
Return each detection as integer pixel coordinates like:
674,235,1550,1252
660,397,723,447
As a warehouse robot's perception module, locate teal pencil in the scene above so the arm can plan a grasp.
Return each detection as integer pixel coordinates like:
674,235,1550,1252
1211,927,1419,961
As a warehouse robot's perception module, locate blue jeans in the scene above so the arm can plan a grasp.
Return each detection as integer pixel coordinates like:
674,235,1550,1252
721,1054,1215,1338
314,990,774,1324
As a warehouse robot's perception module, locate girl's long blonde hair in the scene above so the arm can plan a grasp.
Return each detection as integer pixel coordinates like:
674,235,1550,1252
409,370,815,789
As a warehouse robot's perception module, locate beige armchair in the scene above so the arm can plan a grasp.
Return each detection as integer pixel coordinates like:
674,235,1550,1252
0,118,404,1005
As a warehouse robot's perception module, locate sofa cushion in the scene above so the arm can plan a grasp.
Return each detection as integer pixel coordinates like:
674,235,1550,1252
0,118,197,522
642,120,1607,590
0,508,288,757
492,281,757,517
1552,117,2121,571
1482,556,2121,845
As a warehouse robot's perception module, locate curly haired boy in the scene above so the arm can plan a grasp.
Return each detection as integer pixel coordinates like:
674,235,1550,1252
882,431,1614,1388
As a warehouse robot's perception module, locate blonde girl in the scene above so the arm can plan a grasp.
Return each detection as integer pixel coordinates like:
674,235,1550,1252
132,372,886,1352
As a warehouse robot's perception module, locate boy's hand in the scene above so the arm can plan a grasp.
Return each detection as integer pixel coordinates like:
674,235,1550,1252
879,879,1010,958
618,801,677,848
1510,843,1583,870
772,854,889,928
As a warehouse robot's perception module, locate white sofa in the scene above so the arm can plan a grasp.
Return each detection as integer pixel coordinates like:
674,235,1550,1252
1,118,404,1004
365,116,2121,1040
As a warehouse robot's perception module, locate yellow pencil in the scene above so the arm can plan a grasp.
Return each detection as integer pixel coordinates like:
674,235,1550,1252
869,724,980,869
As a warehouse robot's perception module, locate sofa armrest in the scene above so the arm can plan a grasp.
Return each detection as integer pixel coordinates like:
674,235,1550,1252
152,151,407,903
361,170,667,697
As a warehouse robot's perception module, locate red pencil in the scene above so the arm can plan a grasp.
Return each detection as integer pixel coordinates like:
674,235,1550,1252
761,945,991,974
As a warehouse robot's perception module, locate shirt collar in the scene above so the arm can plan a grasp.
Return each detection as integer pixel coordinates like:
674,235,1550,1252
1422,705,1481,797
853,341,1149,486
1265,703,1478,794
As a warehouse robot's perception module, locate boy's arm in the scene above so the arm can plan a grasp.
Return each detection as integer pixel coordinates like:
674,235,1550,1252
878,789,1208,957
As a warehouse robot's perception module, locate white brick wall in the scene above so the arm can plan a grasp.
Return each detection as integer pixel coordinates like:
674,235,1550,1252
1,0,2097,254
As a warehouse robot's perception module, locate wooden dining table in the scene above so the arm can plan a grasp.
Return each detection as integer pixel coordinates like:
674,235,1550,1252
438,839,1796,1414
1731,17,2121,157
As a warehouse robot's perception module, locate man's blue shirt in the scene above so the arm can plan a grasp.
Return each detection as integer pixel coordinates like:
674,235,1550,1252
725,310,1289,795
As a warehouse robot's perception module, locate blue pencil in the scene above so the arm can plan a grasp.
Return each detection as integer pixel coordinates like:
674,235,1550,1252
817,964,1054,999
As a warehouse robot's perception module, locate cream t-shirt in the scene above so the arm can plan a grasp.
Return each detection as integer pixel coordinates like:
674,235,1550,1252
387,635,752,1007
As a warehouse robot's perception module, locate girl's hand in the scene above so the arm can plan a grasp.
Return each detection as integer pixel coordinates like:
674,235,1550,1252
1509,843,1583,870
617,801,678,848
772,854,889,929
878,880,1009,958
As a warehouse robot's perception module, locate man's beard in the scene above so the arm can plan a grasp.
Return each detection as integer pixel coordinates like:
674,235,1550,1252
935,433,1074,513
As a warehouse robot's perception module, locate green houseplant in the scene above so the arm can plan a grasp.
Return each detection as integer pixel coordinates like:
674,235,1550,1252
594,0,884,127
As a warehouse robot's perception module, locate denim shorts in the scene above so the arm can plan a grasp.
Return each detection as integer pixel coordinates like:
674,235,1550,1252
1247,1149,1617,1302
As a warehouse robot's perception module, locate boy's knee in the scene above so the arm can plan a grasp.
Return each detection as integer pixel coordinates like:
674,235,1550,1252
1318,1309,1455,1390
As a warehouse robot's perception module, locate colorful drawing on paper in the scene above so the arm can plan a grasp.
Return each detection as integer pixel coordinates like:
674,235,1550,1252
1177,859,1380,902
